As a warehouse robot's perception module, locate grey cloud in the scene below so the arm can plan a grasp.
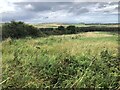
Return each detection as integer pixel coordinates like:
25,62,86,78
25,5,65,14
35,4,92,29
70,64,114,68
109,2,118,5
97,2,108,8
68,7,89,15
2,10,36,22
15,2,95,14
78,8,89,14
62,2,97,15
15,2,73,12
2,2,118,23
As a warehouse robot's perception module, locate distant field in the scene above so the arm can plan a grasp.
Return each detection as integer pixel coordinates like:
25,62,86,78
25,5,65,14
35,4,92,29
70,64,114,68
33,23,119,28
33,23,69,28
2,31,119,88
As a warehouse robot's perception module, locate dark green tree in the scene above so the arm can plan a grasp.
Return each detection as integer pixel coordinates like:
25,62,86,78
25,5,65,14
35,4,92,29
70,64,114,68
66,25,76,34
2,21,41,39
57,26,65,34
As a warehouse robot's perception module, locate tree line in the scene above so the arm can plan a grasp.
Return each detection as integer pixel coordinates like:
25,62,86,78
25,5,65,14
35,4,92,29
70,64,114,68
2,21,119,39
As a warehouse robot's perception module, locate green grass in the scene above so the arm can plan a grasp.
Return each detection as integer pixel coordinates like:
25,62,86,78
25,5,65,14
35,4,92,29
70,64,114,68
2,32,119,89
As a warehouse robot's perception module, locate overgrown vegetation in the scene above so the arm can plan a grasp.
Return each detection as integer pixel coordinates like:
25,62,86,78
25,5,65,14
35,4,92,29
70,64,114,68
2,31,119,89
1,21,119,89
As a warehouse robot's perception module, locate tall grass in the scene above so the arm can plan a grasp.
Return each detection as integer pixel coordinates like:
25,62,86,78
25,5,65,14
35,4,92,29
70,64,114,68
1,32,119,89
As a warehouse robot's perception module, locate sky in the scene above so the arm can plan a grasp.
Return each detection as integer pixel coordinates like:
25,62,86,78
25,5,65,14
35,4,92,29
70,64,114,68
0,0,119,23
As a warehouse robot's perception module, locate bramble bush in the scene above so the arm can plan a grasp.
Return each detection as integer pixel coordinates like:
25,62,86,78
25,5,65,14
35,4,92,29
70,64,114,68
2,47,119,88
2,21,41,39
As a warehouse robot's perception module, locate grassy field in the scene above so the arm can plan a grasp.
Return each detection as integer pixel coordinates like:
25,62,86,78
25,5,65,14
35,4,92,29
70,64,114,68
2,31,119,88
33,23,119,28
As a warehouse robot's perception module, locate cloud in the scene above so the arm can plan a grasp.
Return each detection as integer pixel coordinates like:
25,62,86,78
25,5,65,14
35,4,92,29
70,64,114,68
88,2,118,15
25,4,34,10
97,4,118,12
1,1,119,23
0,0,15,13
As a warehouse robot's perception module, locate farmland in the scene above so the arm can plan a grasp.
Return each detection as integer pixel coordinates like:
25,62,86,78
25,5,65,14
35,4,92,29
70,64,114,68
2,24,120,89
33,23,119,28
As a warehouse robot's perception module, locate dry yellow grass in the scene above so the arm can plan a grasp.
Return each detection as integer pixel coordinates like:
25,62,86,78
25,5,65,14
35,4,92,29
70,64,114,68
80,32,113,37
52,32,115,38
41,32,118,56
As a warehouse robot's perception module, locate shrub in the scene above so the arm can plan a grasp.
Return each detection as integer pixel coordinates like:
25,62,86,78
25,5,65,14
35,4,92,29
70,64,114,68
2,21,42,39
66,26,76,34
57,26,65,34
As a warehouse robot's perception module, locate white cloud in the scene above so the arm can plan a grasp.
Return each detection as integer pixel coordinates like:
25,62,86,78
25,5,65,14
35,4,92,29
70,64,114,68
73,0,119,2
97,5,117,11
0,0,27,13
25,4,34,10
88,3,118,15
0,0,15,13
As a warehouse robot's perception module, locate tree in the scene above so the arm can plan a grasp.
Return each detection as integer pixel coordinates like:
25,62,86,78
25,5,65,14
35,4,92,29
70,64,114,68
66,25,76,34
57,26,65,34
2,21,41,39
